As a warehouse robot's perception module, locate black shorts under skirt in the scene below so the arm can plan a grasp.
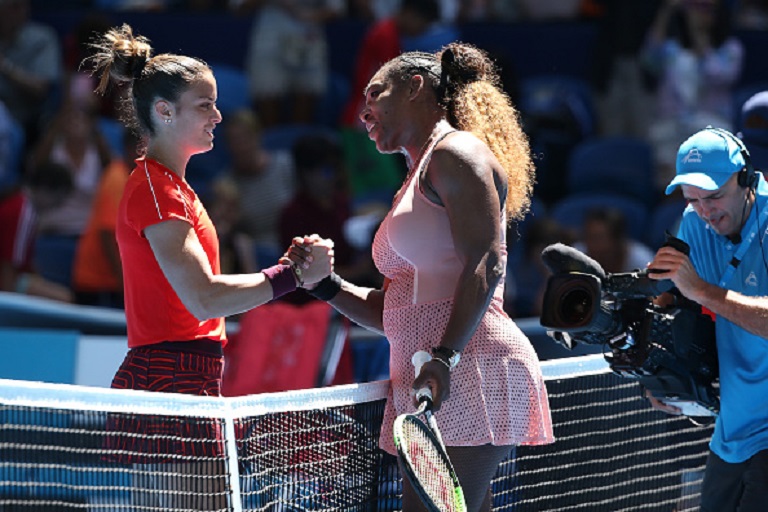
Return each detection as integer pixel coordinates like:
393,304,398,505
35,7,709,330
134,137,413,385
102,340,225,465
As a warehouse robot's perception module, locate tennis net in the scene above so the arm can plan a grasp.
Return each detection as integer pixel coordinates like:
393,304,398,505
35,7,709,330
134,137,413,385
0,354,713,511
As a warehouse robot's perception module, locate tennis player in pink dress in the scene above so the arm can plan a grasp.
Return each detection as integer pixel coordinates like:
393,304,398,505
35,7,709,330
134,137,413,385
301,42,554,512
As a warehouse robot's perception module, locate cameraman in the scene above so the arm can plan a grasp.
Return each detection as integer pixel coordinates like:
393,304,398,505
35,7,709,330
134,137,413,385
647,126,768,511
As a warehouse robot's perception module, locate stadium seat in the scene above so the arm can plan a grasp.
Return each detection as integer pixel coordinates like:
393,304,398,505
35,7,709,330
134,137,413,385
645,198,687,250
507,195,548,266
0,116,25,194
549,192,650,242
261,124,339,152
566,136,656,208
314,72,351,128
518,74,596,203
98,116,124,158
209,62,250,117
518,74,596,140
33,234,79,289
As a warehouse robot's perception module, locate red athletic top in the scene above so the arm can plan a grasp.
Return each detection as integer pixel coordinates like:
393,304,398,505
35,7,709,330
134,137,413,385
117,158,226,348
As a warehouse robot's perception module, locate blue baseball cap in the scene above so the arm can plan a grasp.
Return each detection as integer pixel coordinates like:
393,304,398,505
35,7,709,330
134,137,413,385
665,127,746,195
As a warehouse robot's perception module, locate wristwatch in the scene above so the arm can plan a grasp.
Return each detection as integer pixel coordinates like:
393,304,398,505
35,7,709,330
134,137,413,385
431,346,461,371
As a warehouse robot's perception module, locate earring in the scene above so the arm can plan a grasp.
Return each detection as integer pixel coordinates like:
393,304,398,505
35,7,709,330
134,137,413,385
165,118,172,124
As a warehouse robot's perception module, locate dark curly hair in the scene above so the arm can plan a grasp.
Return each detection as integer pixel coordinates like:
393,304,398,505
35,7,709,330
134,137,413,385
383,42,535,221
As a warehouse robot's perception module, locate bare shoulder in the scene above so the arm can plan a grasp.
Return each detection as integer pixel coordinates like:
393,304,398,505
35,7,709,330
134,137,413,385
429,130,496,182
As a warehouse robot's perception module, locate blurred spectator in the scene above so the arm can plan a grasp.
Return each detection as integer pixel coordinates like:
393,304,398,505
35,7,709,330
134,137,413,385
340,0,454,129
0,98,21,194
212,108,295,268
207,177,257,276
642,0,743,192
733,0,768,28
28,74,112,238
340,0,457,210
71,130,141,309
573,207,655,273
93,0,171,11
458,0,519,21
238,0,345,127
278,132,380,304
516,0,583,20
505,217,572,318
0,161,74,302
591,0,661,138
62,13,124,121
0,0,63,151
737,90,768,172
89,0,227,9
355,0,460,22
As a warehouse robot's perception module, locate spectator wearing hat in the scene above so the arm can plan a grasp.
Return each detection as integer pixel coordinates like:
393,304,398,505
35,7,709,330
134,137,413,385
738,90,768,172
646,126,768,511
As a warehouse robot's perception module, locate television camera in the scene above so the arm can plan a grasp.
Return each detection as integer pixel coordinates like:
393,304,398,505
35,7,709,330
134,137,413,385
539,237,719,419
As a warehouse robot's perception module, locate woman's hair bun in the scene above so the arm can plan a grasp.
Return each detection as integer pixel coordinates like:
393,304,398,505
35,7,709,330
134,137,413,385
439,43,497,88
89,23,153,94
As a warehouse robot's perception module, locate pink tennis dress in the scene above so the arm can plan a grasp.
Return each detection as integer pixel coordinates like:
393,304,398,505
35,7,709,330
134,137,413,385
373,133,554,455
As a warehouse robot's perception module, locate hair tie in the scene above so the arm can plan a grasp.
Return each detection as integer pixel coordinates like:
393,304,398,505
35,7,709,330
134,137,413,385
439,49,455,95
130,55,147,80
439,47,481,98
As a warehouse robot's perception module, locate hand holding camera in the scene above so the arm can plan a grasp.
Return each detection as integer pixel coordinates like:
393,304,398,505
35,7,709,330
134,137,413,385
539,234,719,419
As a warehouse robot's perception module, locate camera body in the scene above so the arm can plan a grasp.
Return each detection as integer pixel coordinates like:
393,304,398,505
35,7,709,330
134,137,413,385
539,242,720,417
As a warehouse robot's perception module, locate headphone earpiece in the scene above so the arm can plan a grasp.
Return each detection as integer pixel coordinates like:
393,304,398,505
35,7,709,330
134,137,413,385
706,126,757,189
737,149,758,189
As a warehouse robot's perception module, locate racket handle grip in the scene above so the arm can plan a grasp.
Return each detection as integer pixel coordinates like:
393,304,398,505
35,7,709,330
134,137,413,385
413,351,434,407
415,386,433,405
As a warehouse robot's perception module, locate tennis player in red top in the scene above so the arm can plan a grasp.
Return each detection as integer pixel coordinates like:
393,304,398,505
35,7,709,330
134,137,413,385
86,24,333,509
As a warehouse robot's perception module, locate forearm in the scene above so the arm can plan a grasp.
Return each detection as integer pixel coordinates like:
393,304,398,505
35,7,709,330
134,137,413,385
688,281,768,338
326,279,386,334
188,270,289,320
438,255,502,352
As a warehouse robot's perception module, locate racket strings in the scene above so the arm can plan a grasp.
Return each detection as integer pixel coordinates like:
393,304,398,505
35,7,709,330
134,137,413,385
401,418,459,512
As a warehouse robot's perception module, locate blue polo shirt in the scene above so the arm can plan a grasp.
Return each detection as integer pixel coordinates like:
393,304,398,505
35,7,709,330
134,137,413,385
676,176,768,463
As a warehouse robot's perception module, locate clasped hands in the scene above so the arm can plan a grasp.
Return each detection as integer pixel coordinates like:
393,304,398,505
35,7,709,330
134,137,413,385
279,234,335,287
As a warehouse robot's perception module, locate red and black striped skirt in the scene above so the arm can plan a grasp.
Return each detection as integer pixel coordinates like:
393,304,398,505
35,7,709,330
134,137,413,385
102,340,226,464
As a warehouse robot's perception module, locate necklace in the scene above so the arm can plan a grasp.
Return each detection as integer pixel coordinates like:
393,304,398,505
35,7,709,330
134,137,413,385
407,131,437,175
393,122,453,205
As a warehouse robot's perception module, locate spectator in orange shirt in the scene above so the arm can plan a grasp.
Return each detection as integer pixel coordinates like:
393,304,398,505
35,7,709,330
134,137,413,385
72,129,141,309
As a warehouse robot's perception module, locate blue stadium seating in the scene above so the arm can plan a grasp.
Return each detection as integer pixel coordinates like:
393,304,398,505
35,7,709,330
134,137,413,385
549,192,650,242
646,198,688,250
33,234,79,289
261,124,339,152
566,136,656,208
209,62,250,117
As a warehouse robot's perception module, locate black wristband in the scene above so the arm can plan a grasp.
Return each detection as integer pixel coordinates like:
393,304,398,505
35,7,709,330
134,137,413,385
307,272,342,301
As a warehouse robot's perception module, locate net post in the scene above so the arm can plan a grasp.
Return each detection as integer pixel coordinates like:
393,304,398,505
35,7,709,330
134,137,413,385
223,408,243,512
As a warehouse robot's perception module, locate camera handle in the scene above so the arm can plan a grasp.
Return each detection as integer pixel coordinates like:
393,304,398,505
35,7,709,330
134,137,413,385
645,233,690,285
661,231,690,255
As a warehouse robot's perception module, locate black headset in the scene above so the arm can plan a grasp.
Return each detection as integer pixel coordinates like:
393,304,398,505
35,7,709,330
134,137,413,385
706,126,768,265
705,125,758,189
